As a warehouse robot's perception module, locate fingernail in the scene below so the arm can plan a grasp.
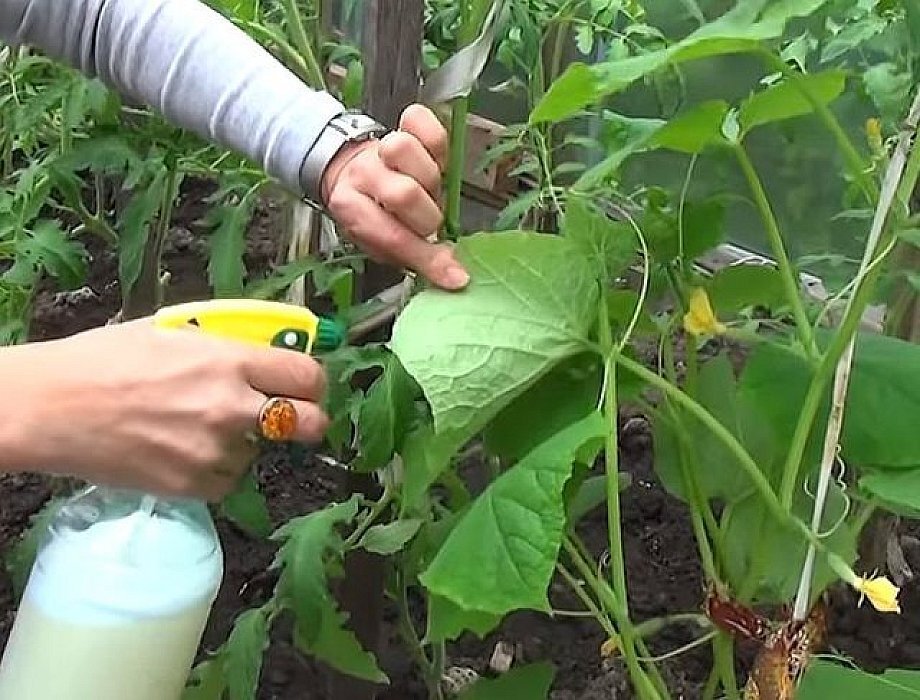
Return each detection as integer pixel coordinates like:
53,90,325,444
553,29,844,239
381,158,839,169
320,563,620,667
443,265,470,289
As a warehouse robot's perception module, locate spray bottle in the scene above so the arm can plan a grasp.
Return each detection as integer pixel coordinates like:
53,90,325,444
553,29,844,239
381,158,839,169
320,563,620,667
0,299,344,700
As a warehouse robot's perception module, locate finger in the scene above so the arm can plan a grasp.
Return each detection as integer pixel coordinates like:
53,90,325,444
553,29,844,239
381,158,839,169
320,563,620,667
352,162,443,237
331,189,469,290
379,131,442,199
198,473,239,503
245,391,331,443
242,349,327,401
399,104,448,173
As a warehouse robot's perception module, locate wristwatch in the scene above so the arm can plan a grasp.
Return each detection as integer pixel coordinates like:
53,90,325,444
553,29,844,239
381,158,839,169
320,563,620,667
300,110,389,209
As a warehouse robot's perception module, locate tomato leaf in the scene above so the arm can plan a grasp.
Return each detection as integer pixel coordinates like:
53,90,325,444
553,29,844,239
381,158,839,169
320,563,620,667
358,518,424,555
207,191,257,298
8,221,87,289
220,472,272,538
272,497,387,683
119,166,168,299
183,607,270,700
5,497,61,598
355,354,419,471
224,608,271,700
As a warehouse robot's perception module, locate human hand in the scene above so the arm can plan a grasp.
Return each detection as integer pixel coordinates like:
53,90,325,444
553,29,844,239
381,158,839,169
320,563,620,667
321,104,470,291
0,319,328,501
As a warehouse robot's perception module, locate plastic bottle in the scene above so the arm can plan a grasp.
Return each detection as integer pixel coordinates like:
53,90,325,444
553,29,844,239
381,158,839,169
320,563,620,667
0,299,343,700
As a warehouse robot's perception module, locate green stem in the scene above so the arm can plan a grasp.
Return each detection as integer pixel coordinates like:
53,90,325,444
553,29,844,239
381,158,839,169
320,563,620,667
599,306,628,611
281,0,326,88
397,569,438,697
436,468,471,511
444,0,484,239
444,97,469,239
634,613,711,638
621,352,835,569
737,505,769,601
675,428,721,582
665,264,689,311
685,324,699,398
556,563,617,638
344,486,393,548
853,501,878,535
660,330,721,579
429,643,446,700
702,667,720,700
713,632,740,700
734,144,817,358
598,301,650,695
562,538,663,699
243,20,317,86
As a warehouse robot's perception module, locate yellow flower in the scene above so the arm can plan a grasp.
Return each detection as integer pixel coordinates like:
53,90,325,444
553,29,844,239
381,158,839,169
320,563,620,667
855,575,901,614
826,553,901,614
683,287,725,336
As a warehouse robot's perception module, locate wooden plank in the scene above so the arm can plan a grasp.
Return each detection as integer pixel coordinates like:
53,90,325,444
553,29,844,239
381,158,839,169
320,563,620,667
327,4,424,700
361,0,424,128
356,0,424,301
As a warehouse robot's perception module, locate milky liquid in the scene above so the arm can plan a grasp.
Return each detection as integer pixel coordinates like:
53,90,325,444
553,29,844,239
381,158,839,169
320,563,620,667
0,509,223,700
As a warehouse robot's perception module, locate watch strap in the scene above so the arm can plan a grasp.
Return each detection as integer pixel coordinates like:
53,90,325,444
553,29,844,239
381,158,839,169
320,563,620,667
299,110,389,207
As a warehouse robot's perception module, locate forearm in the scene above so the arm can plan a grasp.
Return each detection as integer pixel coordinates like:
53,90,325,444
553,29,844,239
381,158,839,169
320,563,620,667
0,0,346,201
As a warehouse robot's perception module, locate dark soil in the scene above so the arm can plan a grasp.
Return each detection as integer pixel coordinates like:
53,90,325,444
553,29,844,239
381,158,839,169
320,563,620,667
2,181,920,699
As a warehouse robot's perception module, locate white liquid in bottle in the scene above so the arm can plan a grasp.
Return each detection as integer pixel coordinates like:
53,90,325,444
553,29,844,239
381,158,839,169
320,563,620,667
0,490,223,700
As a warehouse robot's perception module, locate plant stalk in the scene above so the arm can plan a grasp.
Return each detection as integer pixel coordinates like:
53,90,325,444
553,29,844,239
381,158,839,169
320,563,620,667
444,0,486,239
281,0,326,88
598,299,657,699
713,632,739,700
556,563,617,638
562,537,663,699
734,144,817,358
617,354,787,525
779,92,920,510
660,329,721,580
444,98,469,239
792,88,920,620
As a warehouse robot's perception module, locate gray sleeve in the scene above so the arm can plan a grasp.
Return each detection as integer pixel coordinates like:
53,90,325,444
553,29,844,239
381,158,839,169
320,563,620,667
0,0,347,202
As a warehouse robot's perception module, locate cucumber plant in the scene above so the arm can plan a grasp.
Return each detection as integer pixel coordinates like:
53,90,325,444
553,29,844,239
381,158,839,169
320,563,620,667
5,1,920,699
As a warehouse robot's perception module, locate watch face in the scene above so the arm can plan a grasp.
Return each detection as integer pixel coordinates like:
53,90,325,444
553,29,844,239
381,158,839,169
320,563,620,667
337,113,388,139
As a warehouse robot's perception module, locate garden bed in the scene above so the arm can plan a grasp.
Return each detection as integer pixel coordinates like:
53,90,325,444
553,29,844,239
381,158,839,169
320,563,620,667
2,187,920,699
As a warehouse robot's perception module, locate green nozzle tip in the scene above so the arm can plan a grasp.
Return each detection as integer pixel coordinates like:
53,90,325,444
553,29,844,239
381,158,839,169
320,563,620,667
316,317,345,351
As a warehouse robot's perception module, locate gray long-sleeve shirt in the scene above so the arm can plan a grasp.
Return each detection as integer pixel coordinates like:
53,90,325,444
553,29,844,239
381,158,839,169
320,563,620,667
1,0,347,201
